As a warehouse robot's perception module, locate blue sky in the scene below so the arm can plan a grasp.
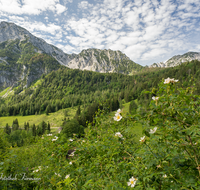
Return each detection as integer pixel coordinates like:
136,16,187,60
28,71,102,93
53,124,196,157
0,0,200,66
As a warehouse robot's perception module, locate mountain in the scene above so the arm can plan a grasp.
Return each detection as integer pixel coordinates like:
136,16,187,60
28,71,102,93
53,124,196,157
148,52,200,68
66,48,143,74
0,21,142,90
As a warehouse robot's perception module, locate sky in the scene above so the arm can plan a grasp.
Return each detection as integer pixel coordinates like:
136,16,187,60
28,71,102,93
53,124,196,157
0,0,200,66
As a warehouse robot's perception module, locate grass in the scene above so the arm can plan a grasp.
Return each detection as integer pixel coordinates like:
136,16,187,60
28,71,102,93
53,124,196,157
0,87,13,97
0,101,144,189
31,78,43,88
0,106,79,128
0,101,143,139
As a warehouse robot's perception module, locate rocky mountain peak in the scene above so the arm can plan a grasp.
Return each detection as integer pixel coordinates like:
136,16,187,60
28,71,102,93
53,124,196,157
148,52,200,68
0,21,30,43
0,21,143,89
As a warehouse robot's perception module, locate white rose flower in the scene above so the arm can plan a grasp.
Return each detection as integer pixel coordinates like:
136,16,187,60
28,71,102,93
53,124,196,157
139,136,146,142
152,96,159,101
127,176,138,187
113,113,122,121
65,174,70,179
115,132,123,138
149,127,157,134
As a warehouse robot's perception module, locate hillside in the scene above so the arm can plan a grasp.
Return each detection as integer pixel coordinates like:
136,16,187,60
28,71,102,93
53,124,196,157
0,76,199,189
0,21,143,89
1,59,200,118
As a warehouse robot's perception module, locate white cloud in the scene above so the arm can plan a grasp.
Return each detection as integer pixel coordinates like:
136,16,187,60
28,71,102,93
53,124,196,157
124,44,147,60
60,0,200,65
124,10,140,27
15,21,62,37
143,25,165,41
78,1,92,9
2,0,200,65
0,0,66,15
117,35,139,46
61,44,77,54
0,0,23,14
63,0,73,4
141,48,168,61
55,4,67,14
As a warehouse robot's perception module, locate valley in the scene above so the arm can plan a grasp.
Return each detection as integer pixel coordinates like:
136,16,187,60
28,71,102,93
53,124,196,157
0,21,200,189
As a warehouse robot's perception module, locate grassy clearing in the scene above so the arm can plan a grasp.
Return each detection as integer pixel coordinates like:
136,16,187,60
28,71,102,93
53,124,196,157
0,101,143,139
0,87,13,97
31,79,43,88
19,79,43,95
0,106,79,128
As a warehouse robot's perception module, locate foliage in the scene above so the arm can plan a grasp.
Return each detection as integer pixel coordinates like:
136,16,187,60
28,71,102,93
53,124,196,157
23,77,199,189
0,105,78,128
129,100,138,114
2,59,200,119
2,120,49,147
133,77,200,189
4,123,11,135
0,136,10,161
1,59,200,189
61,119,84,138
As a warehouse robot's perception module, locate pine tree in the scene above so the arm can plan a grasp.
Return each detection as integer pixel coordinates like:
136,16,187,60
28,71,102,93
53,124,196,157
37,125,43,136
55,106,58,112
41,121,46,134
45,106,49,115
15,119,19,129
124,90,130,103
12,119,19,131
22,109,25,116
47,122,50,132
13,109,16,116
24,122,27,130
45,105,51,115
4,123,11,135
75,106,81,118
27,122,29,131
32,124,36,136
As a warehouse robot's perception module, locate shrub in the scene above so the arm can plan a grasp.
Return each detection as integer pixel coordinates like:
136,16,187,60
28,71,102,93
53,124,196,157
61,119,84,138
134,77,200,189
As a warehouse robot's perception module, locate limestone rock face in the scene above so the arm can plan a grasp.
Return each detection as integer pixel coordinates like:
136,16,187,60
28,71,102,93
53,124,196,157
148,52,200,68
0,21,142,89
0,21,72,65
66,48,140,74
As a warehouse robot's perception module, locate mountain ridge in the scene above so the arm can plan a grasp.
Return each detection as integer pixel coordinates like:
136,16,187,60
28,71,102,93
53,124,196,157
0,21,142,89
148,52,200,68
1,21,200,90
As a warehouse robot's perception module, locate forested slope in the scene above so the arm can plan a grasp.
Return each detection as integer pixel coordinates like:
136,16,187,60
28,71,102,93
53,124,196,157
0,59,200,117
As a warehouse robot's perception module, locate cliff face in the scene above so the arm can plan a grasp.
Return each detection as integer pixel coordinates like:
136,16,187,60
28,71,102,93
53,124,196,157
0,21,142,89
148,52,200,68
0,36,61,89
66,48,142,74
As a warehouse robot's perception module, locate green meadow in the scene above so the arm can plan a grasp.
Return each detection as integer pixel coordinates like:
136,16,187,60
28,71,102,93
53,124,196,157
0,106,79,128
